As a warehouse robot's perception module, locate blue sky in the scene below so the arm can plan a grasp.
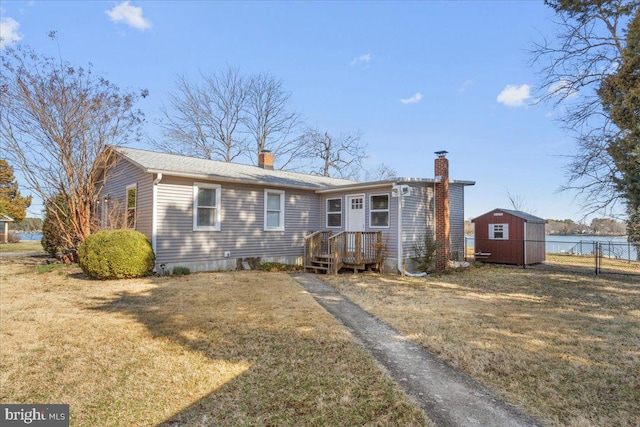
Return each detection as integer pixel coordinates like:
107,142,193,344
1,1,607,221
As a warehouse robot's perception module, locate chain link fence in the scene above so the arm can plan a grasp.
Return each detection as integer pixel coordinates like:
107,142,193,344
465,237,640,276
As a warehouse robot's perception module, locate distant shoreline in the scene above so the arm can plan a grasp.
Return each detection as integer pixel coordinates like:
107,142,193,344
546,233,628,238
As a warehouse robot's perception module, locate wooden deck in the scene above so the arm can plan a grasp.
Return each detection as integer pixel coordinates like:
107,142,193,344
304,231,384,274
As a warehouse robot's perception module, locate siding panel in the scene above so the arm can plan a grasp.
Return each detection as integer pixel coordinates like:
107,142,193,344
449,183,465,260
156,177,322,266
98,157,153,240
402,183,434,259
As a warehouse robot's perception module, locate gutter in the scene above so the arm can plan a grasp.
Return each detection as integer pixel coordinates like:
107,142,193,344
152,173,163,266
316,178,475,195
396,183,403,274
144,168,339,192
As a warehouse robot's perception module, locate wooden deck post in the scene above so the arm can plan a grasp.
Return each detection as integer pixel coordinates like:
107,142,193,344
332,238,339,274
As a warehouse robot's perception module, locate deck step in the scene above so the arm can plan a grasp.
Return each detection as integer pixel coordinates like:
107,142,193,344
304,265,329,273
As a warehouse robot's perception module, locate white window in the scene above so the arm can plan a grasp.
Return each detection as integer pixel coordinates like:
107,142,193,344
193,183,221,231
326,198,342,228
489,223,509,240
369,194,390,228
264,189,285,231
126,184,137,229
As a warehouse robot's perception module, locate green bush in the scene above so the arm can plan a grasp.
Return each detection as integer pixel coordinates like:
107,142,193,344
256,262,301,272
78,230,155,280
172,266,190,276
412,234,437,273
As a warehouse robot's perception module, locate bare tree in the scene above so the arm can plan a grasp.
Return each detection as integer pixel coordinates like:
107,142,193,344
363,163,397,181
244,72,304,169
0,40,145,248
506,190,538,215
154,66,248,162
531,0,638,216
301,129,368,179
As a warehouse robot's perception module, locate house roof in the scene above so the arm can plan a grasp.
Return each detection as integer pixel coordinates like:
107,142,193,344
114,147,357,190
0,215,14,223
472,208,547,223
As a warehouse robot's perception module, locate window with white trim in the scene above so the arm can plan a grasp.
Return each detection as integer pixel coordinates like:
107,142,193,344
264,189,285,231
126,184,137,229
369,194,390,228
193,183,221,231
489,223,508,240
327,198,342,228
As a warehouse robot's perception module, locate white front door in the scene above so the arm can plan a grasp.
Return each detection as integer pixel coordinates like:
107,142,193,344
346,195,365,232
346,195,365,253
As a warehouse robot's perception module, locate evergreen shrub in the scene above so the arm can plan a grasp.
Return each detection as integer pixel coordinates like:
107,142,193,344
172,266,190,276
412,234,437,273
78,230,155,279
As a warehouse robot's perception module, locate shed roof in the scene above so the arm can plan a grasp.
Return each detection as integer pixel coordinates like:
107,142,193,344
0,215,14,222
472,208,546,224
114,147,356,190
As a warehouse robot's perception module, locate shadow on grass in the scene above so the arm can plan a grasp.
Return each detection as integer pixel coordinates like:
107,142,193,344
89,273,427,427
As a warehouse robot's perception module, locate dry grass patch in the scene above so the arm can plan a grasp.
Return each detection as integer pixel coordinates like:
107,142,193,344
323,263,640,427
0,240,44,253
0,257,428,426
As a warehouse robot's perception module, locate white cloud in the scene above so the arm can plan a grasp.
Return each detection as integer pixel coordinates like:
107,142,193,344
497,84,531,107
0,17,23,49
351,53,371,66
106,1,151,30
400,92,423,104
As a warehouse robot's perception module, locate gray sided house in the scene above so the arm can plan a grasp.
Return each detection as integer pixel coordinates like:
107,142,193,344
97,147,474,274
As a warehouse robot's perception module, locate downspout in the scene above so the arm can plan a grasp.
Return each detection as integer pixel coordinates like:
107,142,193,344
396,183,403,274
152,173,163,270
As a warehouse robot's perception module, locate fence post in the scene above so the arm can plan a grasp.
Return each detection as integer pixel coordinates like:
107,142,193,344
595,242,600,275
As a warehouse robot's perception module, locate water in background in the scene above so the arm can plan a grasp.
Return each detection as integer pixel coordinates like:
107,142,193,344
545,235,637,260
18,232,43,241
466,235,638,261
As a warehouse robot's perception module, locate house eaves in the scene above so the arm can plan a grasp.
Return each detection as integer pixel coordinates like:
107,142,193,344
315,177,475,194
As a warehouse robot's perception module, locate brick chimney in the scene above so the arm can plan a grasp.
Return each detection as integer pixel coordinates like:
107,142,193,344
434,151,450,272
258,149,274,170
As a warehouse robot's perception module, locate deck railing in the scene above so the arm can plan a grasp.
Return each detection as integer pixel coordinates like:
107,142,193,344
326,231,383,273
303,230,333,268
